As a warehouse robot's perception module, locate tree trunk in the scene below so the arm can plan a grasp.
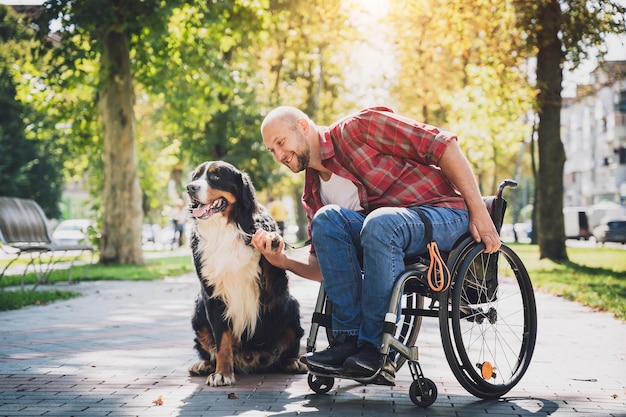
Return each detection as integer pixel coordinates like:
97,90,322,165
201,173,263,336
535,0,568,261
98,30,144,265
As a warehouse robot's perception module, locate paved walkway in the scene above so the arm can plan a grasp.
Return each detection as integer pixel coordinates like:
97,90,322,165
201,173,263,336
0,251,624,416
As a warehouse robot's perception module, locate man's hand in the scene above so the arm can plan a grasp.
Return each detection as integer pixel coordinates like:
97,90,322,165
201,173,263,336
252,230,323,282
251,229,285,267
468,212,501,253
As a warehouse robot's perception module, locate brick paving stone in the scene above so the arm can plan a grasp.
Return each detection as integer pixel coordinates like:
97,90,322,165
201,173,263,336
1,251,625,416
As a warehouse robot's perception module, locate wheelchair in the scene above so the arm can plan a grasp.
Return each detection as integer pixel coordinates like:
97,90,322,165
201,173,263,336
304,179,537,407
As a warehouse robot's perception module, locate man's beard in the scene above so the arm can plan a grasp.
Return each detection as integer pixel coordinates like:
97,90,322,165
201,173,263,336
294,152,309,172
290,130,310,172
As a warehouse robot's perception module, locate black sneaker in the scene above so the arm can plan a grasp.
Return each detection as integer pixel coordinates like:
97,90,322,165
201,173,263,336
342,343,386,378
372,357,396,386
303,333,358,373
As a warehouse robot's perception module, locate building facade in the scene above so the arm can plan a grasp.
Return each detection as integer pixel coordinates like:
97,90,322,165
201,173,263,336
561,61,626,218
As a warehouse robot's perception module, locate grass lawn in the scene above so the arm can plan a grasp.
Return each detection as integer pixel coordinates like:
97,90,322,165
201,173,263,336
511,243,625,321
0,253,194,311
1,245,624,321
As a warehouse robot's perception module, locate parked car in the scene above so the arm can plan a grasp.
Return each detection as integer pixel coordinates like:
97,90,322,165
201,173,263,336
52,219,94,246
593,219,626,244
500,222,532,243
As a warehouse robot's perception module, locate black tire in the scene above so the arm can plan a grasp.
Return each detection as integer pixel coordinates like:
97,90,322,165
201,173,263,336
439,243,537,399
409,378,437,407
307,373,334,394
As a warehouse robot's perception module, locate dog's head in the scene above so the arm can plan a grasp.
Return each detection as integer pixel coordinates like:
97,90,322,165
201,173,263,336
186,161,258,232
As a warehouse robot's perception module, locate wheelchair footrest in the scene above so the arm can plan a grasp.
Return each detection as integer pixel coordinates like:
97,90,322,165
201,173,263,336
308,367,396,386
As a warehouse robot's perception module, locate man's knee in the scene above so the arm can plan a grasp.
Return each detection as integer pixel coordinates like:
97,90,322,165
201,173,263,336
361,207,415,243
312,204,343,229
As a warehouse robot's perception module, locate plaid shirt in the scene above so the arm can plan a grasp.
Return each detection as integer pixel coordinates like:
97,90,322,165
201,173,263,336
303,107,467,247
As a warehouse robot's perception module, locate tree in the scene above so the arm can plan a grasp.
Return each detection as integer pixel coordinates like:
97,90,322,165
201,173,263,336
134,1,275,196
34,0,184,264
514,0,626,260
0,5,64,218
387,0,535,195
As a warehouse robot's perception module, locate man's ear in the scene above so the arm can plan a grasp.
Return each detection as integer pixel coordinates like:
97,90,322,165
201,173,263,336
297,117,309,134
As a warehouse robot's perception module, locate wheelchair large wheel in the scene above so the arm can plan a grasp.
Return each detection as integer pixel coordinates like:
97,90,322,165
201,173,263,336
439,243,537,399
324,285,423,371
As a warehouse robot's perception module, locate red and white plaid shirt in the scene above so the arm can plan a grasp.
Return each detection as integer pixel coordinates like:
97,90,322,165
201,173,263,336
302,107,467,247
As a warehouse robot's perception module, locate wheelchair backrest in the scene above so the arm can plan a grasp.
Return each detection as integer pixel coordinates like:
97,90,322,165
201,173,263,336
483,196,507,235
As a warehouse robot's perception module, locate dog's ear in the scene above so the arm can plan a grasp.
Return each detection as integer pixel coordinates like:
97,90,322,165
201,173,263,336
234,170,258,233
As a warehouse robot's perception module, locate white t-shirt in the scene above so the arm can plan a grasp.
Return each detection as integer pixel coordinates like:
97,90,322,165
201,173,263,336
320,173,363,211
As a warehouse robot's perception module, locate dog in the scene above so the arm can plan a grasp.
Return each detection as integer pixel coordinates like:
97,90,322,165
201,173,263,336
186,160,306,386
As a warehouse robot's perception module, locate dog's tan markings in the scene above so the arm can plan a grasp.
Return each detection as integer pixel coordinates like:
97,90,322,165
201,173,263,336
206,329,236,386
277,327,307,374
188,327,216,376
206,189,237,221
233,348,274,374
196,326,214,353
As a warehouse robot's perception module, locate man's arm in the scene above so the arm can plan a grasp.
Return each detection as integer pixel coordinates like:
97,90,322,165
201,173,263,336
437,139,501,253
251,229,323,282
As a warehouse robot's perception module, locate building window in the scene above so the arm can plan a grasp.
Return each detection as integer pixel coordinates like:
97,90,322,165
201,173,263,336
617,90,626,113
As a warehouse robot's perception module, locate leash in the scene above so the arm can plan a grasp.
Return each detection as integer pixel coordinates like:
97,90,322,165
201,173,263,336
414,208,451,292
245,229,311,250
283,239,312,250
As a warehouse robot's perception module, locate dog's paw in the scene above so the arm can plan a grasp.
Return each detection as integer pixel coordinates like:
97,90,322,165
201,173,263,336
282,357,308,374
270,232,281,249
188,360,215,376
206,372,236,387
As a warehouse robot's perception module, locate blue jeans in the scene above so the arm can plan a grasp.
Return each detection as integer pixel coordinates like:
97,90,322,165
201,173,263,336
311,205,469,347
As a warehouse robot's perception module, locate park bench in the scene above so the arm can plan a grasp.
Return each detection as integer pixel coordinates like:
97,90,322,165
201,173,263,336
0,196,96,287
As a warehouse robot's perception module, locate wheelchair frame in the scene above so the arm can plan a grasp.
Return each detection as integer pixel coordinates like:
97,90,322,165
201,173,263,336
304,179,538,407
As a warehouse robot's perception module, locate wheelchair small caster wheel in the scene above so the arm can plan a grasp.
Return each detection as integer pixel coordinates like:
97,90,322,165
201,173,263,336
307,373,334,394
409,378,437,407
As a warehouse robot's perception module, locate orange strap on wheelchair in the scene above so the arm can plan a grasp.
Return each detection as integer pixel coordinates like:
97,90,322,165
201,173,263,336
415,207,451,292
426,240,451,292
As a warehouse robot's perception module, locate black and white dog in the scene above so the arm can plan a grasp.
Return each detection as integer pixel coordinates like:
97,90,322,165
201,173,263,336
186,160,306,386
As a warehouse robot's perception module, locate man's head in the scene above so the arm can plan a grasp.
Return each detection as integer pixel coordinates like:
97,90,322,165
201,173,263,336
261,106,313,173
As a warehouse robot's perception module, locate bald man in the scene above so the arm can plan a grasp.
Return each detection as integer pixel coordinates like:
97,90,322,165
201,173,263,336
252,106,499,384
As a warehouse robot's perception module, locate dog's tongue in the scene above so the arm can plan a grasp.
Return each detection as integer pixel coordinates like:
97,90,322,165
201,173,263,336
192,198,226,219
192,203,212,218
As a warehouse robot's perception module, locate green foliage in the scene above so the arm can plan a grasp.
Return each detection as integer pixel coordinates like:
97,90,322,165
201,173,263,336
0,255,193,289
0,254,194,311
0,5,64,218
136,1,277,191
387,0,535,196
514,244,626,320
514,0,626,68
0,289,79,311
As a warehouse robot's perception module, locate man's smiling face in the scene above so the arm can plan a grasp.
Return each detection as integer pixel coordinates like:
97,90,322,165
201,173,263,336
262,118,311,173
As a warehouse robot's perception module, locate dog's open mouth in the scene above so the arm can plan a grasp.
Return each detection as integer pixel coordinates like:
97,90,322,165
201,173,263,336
191,197,228,219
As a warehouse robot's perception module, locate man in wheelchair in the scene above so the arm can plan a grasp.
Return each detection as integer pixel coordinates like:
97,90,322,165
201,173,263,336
253,106,500,385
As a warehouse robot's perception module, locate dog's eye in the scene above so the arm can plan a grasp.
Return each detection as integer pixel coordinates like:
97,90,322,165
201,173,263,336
209,174,219,182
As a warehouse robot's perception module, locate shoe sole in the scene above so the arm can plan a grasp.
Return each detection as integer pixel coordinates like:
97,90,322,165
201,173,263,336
306,361,344,375
307,365,396,387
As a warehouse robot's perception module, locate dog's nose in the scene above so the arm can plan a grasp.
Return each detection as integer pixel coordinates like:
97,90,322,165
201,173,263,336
187,183,199,194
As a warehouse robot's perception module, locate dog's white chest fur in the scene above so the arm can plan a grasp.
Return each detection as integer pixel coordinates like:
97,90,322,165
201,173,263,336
193,217,261,340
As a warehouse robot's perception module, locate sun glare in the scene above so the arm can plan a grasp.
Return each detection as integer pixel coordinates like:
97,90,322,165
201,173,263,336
359,0,389,15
